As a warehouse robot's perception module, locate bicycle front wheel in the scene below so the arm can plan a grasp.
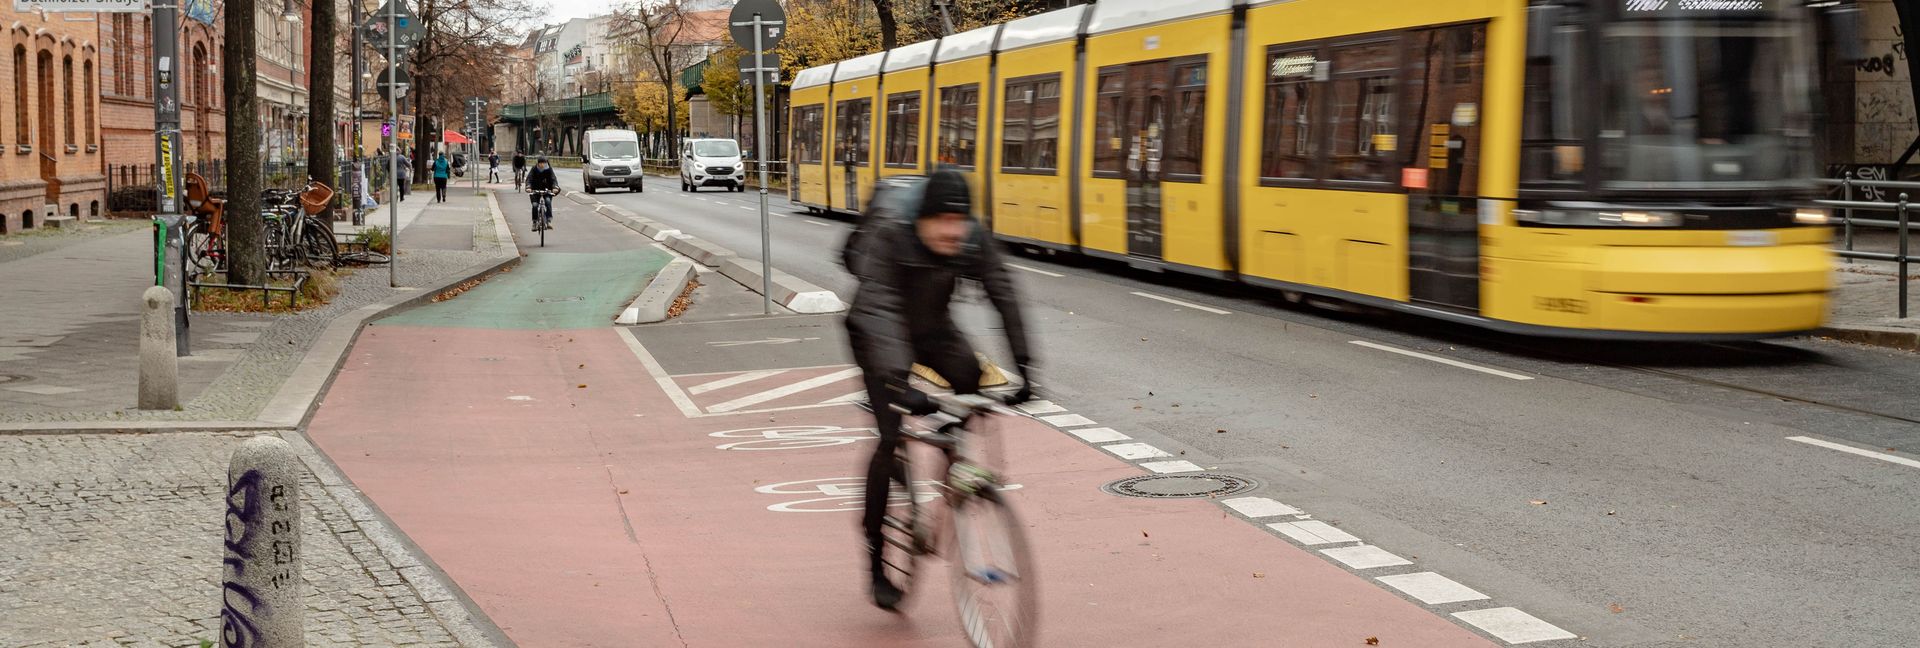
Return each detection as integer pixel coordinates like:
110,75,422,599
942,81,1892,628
950,487,1037,648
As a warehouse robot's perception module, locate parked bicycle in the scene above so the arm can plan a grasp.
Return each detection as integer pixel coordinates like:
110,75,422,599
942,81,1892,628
871,385,1038,648
182,176,337,275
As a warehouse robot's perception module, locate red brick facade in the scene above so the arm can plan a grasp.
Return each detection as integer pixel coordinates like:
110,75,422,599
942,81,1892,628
1,9,105,233
98,13,226,174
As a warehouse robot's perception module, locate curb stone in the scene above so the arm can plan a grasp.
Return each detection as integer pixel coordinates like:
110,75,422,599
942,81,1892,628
617,258,697,325
1811,325,1920,351
718,256,846,313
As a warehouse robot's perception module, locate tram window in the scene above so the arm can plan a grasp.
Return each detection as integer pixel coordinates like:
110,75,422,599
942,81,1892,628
939,84,980,168
1001,80,1032,171
1329,41,1397,183
1093,70,1126,175
1402,24,1487,197
885,92,920,167
1001,74,1062,174
836,98,872,166
1165,60,1207,179
1261,48,1319,180
793,105,823,164
1521,20,1587,185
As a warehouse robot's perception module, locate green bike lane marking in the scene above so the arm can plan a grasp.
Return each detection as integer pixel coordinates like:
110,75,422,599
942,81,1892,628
377,249,671,330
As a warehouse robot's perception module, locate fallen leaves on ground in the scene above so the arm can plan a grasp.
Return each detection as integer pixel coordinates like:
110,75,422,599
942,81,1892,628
577,384,588,389
1609,603,1626,614
1529,499,1548,506
1365,637,1380,645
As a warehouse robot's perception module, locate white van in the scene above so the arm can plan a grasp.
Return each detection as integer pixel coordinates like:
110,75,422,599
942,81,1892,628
582,129,643,194
680,138,745,192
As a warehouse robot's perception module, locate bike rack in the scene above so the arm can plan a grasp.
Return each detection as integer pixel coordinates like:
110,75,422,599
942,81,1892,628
187,269,310,311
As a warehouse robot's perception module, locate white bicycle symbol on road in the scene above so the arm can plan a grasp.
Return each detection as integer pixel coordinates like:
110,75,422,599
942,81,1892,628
756,477,942,513
711,425,879,451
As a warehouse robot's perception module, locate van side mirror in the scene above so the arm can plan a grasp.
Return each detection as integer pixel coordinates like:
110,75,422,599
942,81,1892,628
1828,4,1864,64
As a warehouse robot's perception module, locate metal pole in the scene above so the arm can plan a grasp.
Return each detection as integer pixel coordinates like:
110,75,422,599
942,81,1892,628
388,2,399,288
753,16,772,315
154,0,189,356
352,0,365,226
1901,193,1911,319
1843,171,1854,253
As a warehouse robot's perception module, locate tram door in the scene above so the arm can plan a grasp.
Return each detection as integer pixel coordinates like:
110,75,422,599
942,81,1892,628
1123,62,1170,260
837,99,871,212
1405,24,1486,312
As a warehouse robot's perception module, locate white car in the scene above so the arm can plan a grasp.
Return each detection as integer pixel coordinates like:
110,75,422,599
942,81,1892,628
582,129,643,194
680,138,745,192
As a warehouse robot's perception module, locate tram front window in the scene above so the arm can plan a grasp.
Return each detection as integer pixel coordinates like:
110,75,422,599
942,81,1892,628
1599,21,1813,190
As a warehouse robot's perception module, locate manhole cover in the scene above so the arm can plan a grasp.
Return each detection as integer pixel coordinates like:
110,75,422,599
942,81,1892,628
535,296,583,303
1101,473,1258,499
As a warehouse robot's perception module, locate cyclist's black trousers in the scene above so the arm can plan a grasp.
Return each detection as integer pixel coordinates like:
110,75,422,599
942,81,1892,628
850,326,982,581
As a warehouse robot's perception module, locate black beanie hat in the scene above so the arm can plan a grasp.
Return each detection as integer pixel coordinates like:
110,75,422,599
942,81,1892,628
920,168,971,218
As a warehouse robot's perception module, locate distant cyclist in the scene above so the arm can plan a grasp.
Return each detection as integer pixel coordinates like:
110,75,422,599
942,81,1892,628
512,151,528,192
526,155,560,230
842,167,1035,611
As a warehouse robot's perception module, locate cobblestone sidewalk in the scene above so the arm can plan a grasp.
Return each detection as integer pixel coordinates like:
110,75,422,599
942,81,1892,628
0,432,505,647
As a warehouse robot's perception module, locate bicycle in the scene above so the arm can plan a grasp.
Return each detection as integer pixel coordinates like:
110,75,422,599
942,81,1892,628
875,387,1038,648
531,188,559,247
514,166,527,193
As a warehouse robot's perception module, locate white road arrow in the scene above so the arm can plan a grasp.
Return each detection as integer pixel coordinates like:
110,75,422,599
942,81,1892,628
707,337,821,348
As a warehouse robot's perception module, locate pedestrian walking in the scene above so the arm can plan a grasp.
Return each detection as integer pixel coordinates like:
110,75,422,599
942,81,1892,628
395,150,413,202
489,152,501,184
433,152,451,203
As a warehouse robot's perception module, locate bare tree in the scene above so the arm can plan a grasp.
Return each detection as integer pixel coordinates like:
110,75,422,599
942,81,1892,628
308,0,338,221
224,0,265,285
407,0,537,176
611,0,696,158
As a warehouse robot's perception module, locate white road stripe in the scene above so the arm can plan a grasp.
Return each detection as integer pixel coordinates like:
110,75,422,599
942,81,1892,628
1139,460,1203,474
804,220,832,227
1007,263,1064,278
1269,520,1361,545
708,368,863,413
1016,400,1067,415
1221,497,1302,518
1787,436,1920,470
617,328,703,419
1131,291,1231,315
1102,443,1172,460
1348,340,1534,381
687,370,787,395
1320,545,1413,570
1068,427,1129,443
1452,608,1577,644
820,391,869,404
739,206,754,211
1376,572,1489,605
1039,413,1097,428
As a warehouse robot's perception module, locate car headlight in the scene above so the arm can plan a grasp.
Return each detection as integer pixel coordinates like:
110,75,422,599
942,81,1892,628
1794,208,1830,225
1514,209,1682,227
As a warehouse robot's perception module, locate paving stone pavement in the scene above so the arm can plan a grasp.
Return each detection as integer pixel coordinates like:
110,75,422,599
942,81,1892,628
0,432,492,646
0,193,505,424
1830,264,1920,331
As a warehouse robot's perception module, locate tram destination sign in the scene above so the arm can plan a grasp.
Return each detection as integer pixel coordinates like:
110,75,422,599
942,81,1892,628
1619,0,1784,17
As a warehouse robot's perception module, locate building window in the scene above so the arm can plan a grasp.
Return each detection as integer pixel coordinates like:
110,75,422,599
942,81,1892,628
835,98,871,166
140,17,150,99
883,91,919,167
62,56,75,151
1261,48,1319,180
937,83,978,168
12,46,26,146
84,60,95,148
1000,73,1061,174
1165,62,1206,178
1092,70,1124,174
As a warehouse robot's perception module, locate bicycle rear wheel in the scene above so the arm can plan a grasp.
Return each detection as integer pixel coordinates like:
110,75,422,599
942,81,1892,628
183,221,222,276
950,487,1037,648
300,220,338,268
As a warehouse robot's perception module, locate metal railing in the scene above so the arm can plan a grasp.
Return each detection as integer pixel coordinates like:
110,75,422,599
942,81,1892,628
1815,175,1919,318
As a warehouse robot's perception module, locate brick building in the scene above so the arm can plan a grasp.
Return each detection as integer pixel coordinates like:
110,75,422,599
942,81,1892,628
1,9,105,233
98,9,226,184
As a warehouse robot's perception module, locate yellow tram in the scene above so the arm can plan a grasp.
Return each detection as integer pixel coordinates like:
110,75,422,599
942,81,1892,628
788,0,1839,339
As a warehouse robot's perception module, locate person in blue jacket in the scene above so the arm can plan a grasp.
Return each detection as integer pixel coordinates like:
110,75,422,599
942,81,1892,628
432,152,451,203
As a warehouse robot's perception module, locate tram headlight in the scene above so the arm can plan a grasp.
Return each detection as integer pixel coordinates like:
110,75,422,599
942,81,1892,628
1794,208,1830,225
1517,209,1681,227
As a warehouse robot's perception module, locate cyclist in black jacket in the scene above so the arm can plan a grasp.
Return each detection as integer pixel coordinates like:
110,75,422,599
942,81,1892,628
526,156,560,229
842,168,1035,610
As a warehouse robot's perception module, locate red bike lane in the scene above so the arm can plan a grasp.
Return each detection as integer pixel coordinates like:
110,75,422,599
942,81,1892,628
307,323,1501,647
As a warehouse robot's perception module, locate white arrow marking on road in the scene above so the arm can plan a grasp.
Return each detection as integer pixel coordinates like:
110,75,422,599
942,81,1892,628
707,337,821,347
709,367,863,413
688,369,787,395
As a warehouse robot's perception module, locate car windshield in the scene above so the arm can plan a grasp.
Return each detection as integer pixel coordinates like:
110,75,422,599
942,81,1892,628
591,141,640,159
694,140,740,157
1598,21,1814,189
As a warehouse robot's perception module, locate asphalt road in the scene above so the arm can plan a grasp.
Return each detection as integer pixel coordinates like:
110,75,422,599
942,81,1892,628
567,169,1920,647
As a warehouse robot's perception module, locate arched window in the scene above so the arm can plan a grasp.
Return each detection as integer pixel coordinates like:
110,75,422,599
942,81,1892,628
84,59,95,149
139,17,149,99
191,43,206,108
62,55,74,150
112,15,129,95
11,46,25,146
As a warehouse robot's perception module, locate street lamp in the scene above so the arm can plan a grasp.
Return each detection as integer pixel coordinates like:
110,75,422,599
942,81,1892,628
282,0,300,22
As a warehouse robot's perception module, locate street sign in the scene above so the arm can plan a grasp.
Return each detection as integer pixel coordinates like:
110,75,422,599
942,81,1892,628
728,0,786,52
359,109,385,120
361,1,425,51
737,51,780,85
376,67,411,102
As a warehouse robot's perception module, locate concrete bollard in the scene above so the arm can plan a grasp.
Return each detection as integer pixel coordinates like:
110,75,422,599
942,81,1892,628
220,436,304,647
138,286,179,410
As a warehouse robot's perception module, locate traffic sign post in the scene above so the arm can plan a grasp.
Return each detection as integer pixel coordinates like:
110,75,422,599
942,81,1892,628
732,0,785,316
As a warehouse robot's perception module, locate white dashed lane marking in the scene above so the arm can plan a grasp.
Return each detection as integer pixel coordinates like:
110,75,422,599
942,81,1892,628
1067,427,1129,443
1349,340,1534,381
1321,545,1414,570
1452,608,1579,644
1377,572,1490,606
1787,435,1920,470
1016,400,1067,415
804,220,832,227
1268,520,1361,545
1007,263,1065,278
1138,460,1203,474
1130,291,1232,315
1101,443,1172,460
1221,496,1303,518
686,370,786,395
1039,413,1096,427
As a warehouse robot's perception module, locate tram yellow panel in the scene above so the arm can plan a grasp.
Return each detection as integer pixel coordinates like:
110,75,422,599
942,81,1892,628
992,41,1077,247
1160,182,1229,272
1081,179,1129,255
1590,292,1826,334
1240,187,1408,300
880,65,932,179
1592,244,1832,295
829,76,881,212
1481,257,1591,329
790,89,832,209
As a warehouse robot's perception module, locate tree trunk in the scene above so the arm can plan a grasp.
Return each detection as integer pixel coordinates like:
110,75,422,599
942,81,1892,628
664,75,679,158
224,0,265,285
308,0,338,221
1895,1,1920,177
874,0,899,50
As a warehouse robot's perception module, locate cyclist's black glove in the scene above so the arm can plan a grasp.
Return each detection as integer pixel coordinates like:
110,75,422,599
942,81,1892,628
899,388,940,417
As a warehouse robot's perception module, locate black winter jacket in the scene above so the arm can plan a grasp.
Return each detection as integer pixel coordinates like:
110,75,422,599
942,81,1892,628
526,166,559,192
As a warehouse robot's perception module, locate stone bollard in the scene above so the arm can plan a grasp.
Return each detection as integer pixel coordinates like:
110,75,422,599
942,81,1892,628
220,436,304,647
138,286,179,410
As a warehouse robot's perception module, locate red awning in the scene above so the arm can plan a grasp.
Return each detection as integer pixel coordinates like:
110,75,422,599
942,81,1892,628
442,130,474,144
